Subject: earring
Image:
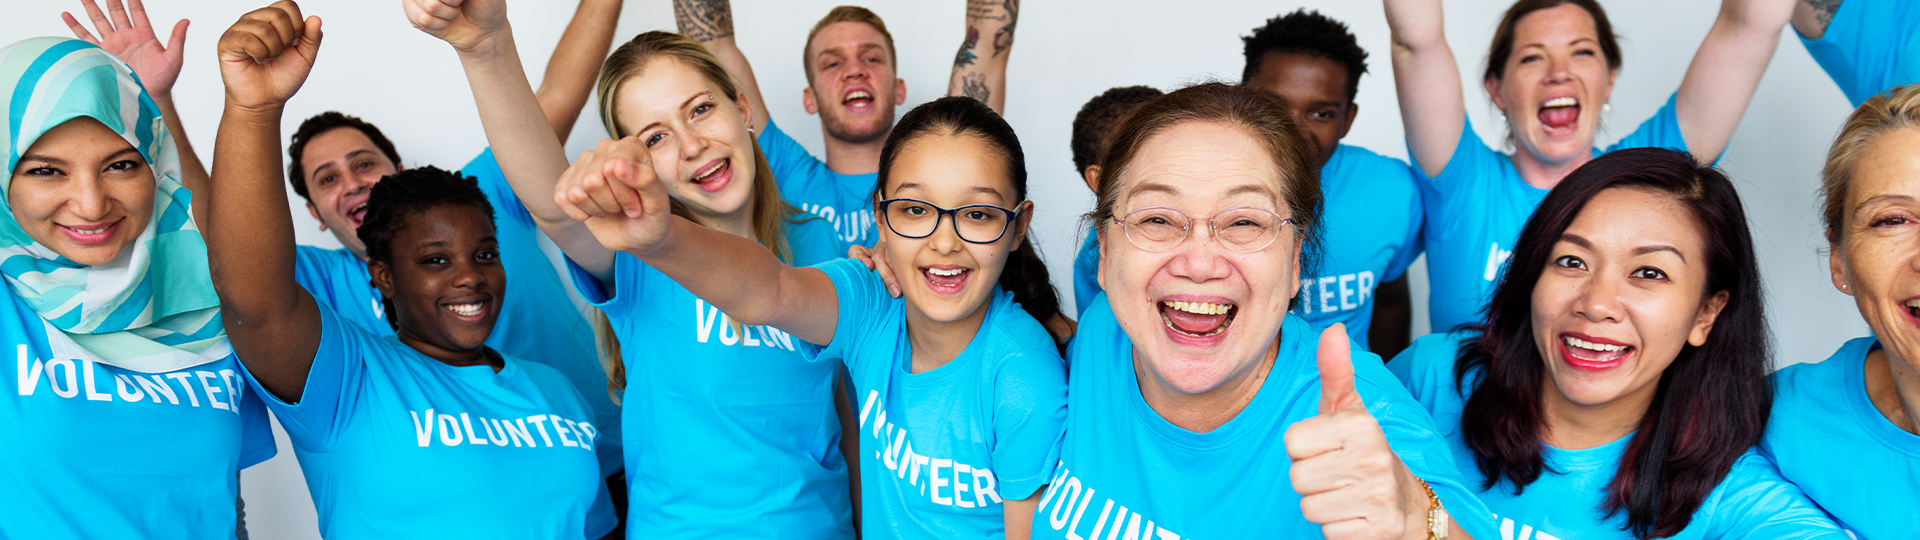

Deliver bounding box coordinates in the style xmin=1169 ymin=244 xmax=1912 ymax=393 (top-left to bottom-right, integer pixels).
xmin=1842 ymin=284 xmax=1850 ymax=290
xmin=1603 ymin=102 xmax=1613 ymax=113
xmin=1495 ymin=110 xmax=1507 ymax=124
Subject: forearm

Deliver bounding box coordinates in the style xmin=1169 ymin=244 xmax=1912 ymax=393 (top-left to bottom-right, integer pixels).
xmin=1002 ymin=490 xmax=1039 ymax=540
xmin=152 ymin=95 xmax=211 ymax=225
xmin=535 ymin=0 xmax=623 ymax=143
xmin=209 ymin=103 xmax=321 ymax=399
xmin=673 ymin=0 xmax=768 ymax=131
xmin=949 ymin=0 xmax=1018 ymax=113
xmin=1384 ymin=0 xmax=1465 ymax=177
xmin=1676 ymin=0 xmax=1790 ymax=163
xmin=631 ymin=217 xmax=838 ymax=344
xmin=454 ymin=33 xmax=586 ymax=227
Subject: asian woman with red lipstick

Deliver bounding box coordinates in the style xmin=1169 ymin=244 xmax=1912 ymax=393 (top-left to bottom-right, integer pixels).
xmin=1383 ymin=0 xmax=1794 ymax=334
xmin=1388 ymin=148 xmax=1845 ymax=539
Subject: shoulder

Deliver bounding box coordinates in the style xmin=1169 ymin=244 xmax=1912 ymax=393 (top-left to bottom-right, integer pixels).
xmin=1773 ymin=337 xmax=1873 ymax=398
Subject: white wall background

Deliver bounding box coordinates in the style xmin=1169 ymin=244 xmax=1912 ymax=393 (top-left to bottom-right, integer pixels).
xmin=5 ymin=0 xmax=1868 ymax=537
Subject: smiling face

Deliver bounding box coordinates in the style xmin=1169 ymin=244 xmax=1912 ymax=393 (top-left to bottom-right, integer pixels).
xmin=804 ymin=21 xmax=906 ymax=145
xmin=1099 ymin=120 xmax=1302 ymax=396
xmin=1246 ymin=51 xmax=1355 ymax=169
xmin=299 ymin=127 xmax=399 ymax=257
xmin=880 ymin=134 xmax=1030 ymax=330
xmin=369 ymin=204 xmax=504 ymax=358
xmin=1530 ymin=186 xmax=1726 ymax=418
xmin=8 ymin=118 xmax=155 ymax=266
xmin=1832 ymin=128 xmax=1920 ymax=376
xmin=1485 ymin=3 xmax=1618 ymax=168
xmin=614 ymin=58 xmax=761 ymax=222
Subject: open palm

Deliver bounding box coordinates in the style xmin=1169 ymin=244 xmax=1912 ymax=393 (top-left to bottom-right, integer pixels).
xmin=63 ymin=0 xmax=189 ymax=96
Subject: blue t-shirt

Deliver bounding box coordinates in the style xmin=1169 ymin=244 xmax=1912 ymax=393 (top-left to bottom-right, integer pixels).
xmin=760 ymin=118 xmax=878 ymax=251
xmin=292 ymin=149 xmax=621 ymax=475
xmin=1033 ymin=294 xmax=1497 ymax=539
xmin=1418 ymin=95 xmax=1690 ymax=332
xmin=803 ymin=258 xmax=1068 ymax=538
xmin=252 ymin=303 xmax=615 ymax=539
xmin=1763 ymin=337 xmax=1920 ymax=539
xmin=566 ymin=216 xmax=855 ymax=539
xmin=1800 ymin=0 xmax=1920 ymax=107
xmin=0 ymin=291 xmax=276 ymax=539
xmin=1066 ymin=144 xmax=1424 ymax=351
xmin=1391 ymin=332 xmax=1848 ymax=539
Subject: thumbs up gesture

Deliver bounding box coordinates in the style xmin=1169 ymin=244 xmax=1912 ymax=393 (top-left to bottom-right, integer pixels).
xmin=216 ymin=1 xmax=321 ymax=111
xmin=553 ymin=137 xmax=676 ymax=255
xmin=403 ymin=0 xmax=507 ymax=53
xmin=1285 ymin=324 xmax=1432 ymax=540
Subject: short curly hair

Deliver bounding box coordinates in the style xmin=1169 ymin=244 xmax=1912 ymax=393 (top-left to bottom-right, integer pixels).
xmin=287 ymin=111 xmax=402 ymax=202
xmin=1070 ymin=86 xmax=1162 ymax=175
xmin=355 ymin=166 xmax=497 ymax=328
xmin=1241 ymin=9 xmax=1369 ymax=102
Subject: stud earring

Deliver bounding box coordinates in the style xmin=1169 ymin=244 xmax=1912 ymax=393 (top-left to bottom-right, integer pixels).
xmin=1603 ymin=102 xmax=1613 ymax=113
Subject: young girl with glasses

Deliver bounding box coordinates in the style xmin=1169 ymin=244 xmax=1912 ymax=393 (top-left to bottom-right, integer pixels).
xmin=553 ymin=95 xmax=1069 ymax=539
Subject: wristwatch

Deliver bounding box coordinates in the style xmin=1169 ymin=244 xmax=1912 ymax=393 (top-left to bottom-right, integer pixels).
xmin=1417 ymin=477 xmax=1450 ymax=540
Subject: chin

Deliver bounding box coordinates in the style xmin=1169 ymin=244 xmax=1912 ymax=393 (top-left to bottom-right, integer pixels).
xmin=1140 ymin=349 xmax=1239 ymax=395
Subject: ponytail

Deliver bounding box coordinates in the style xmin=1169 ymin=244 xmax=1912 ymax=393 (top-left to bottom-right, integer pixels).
xmin=1000 ymin=239 xmax=1067 ymax=344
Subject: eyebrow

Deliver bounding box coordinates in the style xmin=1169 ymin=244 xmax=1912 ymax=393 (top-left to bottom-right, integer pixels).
xmin=1560 ymin=233 xmax=1686 ymax=262
xmin=311 ymin=149 xmax=376 ymax=177
xmin=1855 ymin=193 xmax=1916 ymax=212
xmin=1125 ymin=181 xmax=1277 ymax=201
xmin=635 ymin=91 xmax=716 ymax=135
xmin=1517 ymin=37 xmax=1600 ymax=50
xmin=891 ymin=182 xmax=1009 ymax=200
xmin=414 ymin=236 xmax=498 ymax=250
xmin=19 ymin=148 xmax=142 ymax=167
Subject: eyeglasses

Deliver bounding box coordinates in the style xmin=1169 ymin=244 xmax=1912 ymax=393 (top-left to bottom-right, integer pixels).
xmin=1112 ymin=206 xmax=1292 ymax=253
xmin=878 ymin=198 xmax=1020 ymax=244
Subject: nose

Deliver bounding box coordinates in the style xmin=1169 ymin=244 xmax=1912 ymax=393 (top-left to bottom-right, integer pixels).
xmin=1545 ymin=54 xmax=1574 ymax=85
xmin=68 ymin=171 xmax=112 ymax=221
xmin=451 ymin=258 xmax=491 ymax=291
xmin=925 ymin=213 xmax=964 ymax=254
xmin=679 ymin=126 xmax=710 ymax=163
xmin=1574 ymin=273 xmax=1624 ymax=323
xmin=1163 ymin=224 xmax=1232 ymax=283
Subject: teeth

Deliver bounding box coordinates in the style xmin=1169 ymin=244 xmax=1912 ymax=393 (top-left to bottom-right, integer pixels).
xmin=1543 ymin=97 xmax=1578 ymax=108
xmin=1562 ymin=335 xmax=1627 ymax=353
xmin=1906 ymin=299 xmax=1920 ymax=308
xmin=1163 ymin=300 xmax=1232 ymax=315
xmin=71 ymin=226 xmax=107 ymax=235
xmin=445 ymin=303 xmax=483 ymax=317
xmin=846 ymin=90 xmax=871 ymax=101
xmin=927 ymin=267 xmax=965 ymax=277
xmin=693 ymin=161 xmax=724 ymax=182
xmin=351 ymin=203 xmax=368 ymax=216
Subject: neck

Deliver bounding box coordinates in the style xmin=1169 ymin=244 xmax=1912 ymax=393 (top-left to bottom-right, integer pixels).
xmin=1511 ymin=143 xmax=1594 ymax=190
xmin=396 ymin=330 xmax=500 ymax=372
xmin=1135 ymin=337 xmax=1279 ymax=433
xmin=822 ymin=131 xmax=887 ymax=176
xmin=903 ymin=298 xmax=990 ymax=374
xmin=1866 ymin=349 xmax=1920 ymax=435
xmin=1539 ymin=375 xmax=1651 ymax=449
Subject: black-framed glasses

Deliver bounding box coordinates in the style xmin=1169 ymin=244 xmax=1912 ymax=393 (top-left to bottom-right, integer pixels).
xmin=1112 ymin=206 xmax=1293 ymax=253
xmin=878 ymin=197 xmax=1020 ymax=244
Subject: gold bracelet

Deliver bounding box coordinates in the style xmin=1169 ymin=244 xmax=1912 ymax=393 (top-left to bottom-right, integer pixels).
xmin=1416 ymin=477 xmax=1448 ymax=540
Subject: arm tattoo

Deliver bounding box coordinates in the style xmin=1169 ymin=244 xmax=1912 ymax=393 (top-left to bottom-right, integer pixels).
xmin=993 ymin=0 xmax=1019 ymax=57
xmin=1805 ymin=0 xmax=1842 ymax=28
xmin=955 ymin=26 xmax=980 ymax=67
xmin=961 ymin=72 xmax=990 ymax=103
xmin=673 ymin=0 xmax=734 ymax=42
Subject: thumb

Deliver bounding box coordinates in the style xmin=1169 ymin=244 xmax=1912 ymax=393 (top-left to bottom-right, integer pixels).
xmin=295 ymin=16 xmax=323 ymax=59
xmin=1316 ymin=323 xmax=1360 ymax=415
xmin=166 ymin=20 xmax=189 ymax=59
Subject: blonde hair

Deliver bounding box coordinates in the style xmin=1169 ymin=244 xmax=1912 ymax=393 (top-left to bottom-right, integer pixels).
xmin=802 ymin=6 xmax=897 ymax=85
xmin=592 ymin=31 xmax=807 ymax=394
xmin=1821 ymin=84 xmax=1920 ymax=244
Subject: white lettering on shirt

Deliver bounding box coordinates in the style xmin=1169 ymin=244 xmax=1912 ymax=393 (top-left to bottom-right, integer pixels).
xmin=1296 ymin=271 xmax=1377 ymax=315
xmin=693 ymin=299 xmax=798 ymax=351
xmin=859 ymin=390 xmax=1004 ymax=509
xmin=405 ymin=408 xmax=597 ymax=450
xmin=1485 ymin=242 xmax=1514 ymax=282
xmin=1041 ymin=465 xmax=1185 ymax=540
xmin=15 ymin=349 xmax=242 ymax=414
xmin=1492 ymin=513 xmax=1562 ymax=540
xmin=801 ymin=203 xmax=874 ymax=245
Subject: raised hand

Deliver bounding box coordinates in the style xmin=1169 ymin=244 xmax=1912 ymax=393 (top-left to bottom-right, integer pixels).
xmin=63 ymin=0 xmax=188 ymax=98
xmin=403 ymin=0 xmax=508 ymax=53
xmin=216 ymin=1 xmax=321 ymax=112
xmin=553 ymin=137 xmax=675 ymax=255
xmin=1285 ymin=324 xmax=1428 ymax=540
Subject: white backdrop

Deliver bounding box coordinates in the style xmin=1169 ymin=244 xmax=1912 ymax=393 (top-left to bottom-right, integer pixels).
xmin=5 ymin=0 xmax=1868 ymax=537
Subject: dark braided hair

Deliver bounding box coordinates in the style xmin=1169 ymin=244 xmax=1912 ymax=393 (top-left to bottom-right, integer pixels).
xmin=287 ymin=111 xmax=403 ymax=201
xmin=1071 ymin=86 xmax=1163 ymax=176
xmin=879 ymin=96 xmax=1066 ymax=342
xmin=356 ymin=166 xmax=497 ymax=328
xmin=1241 ymin=9 xmax=1370 ymax=102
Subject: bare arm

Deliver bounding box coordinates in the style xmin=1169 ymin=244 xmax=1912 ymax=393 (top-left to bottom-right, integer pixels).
xmin=406 ymin=0 xmax=617 ymax=281
xmin=63 ymin=0 xmax=210 ymax=225
xmin=1384 ymin=0 xmax=1466 ymax=178
xmin=1674 ymin=0 xmax=1794 ymax=165
xmin=948 ymin=0 xmax=1019 ymax=113
xmin=674 ymin=0 xmax=770 ymax=133
xmin=534 ymin=0 xmax=623 ymax=143
xmin=1792 ymin=0 xmax=1843 ymax=40
xmin=1367 ymin=276 xmax=1413 ymax=360
xmin=208 ymin=1 xmax=324 ymax=403
xmin=1003 ymin=488 xmax=1041 ymax=540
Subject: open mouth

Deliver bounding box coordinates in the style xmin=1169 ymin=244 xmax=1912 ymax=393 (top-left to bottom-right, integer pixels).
xmin=1159 ymin=300 xmax=1237 ymax=338
xmin=57 ymin=218 xmax=123 ymax=245
xmin=690 ymin=158 xmax=732 ymax=193
xmin=347 ymin=202 xmax=369 ymax=228
xmin=1560 ymin=334 xmax=1631 ymax=370
xmin=921 ymin=265 xmax=972 ymax=295
xmin=1537 ymin=96 xmax=1580 ymax=134
xmin=842 ymin=89 xmax=875 ymax=111
xmin=441 ymin=298 xmax=492 ymax=323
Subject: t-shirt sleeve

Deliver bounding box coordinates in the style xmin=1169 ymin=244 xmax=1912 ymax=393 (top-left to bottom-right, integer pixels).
xmin=242 ymin=301 xmax=370 ymax=453
xmin=1800 ymin=0 xmax=1913 ymax=107
xmin=797 ymin=258 xmax=877 ymax=368
xmin=234 ymin=383 xmax=278 ymax=469
xmin=1606 ymin=93 xmax=1695 ymax=159
xmin=1422 ymin=116 xmax=1508 ymax=198
xmin=461 ymin=148 xmax=539 ymax=231
xmin=1701 ymin=453 xmax=1851 ymax=538
xmin=759 ymin=119 xmax=831 ymax=203
xmin=565 ymin=251 xmax=645 ymax=318
xmin=1355 ymin=356 xmax=1501 ymax=540
xmin=987 ymin=344 xmax=1069 ymax=501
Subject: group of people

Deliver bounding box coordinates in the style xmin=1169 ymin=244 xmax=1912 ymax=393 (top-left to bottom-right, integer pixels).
xmin=3 ymin=0 xmax=1916 ymax=538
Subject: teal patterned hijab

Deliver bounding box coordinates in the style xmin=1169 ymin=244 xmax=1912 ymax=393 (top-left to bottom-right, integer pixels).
xmin=0 ymin=37 xmax=227 ymax=372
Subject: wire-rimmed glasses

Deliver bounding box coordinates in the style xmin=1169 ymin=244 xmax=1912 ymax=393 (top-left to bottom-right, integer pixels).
xmin=1112 ymin=206 xmax=1292 ymax=253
